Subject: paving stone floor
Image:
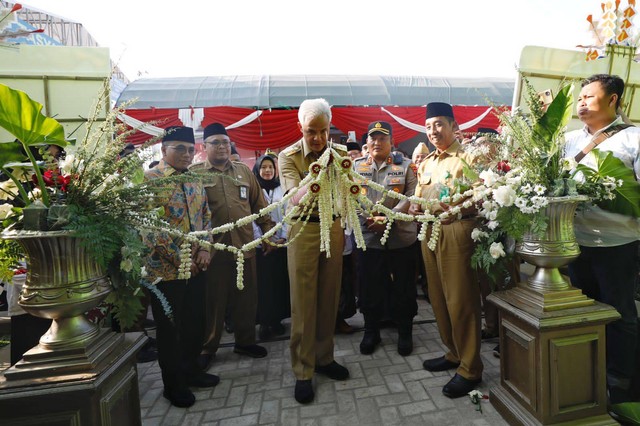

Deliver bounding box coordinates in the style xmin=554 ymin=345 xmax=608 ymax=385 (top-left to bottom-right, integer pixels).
xmin=137 ymin=294 xmax=509 ymax=426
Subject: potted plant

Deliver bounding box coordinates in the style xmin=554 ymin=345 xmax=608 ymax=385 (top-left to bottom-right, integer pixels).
xmin=0 ymin=82 xmax=170 ymax=363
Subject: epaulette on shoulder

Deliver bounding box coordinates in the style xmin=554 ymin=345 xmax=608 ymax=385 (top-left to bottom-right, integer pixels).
xmin=283 ymin=143 xmax=302 ymax=156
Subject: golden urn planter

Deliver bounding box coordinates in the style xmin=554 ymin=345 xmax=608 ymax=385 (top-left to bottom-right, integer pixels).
xmin=2 ymin=229 xmax=122 ymax=380
xmin=513 ymin=195 xmax=594 ymax=311
xmin=488 ymin=196 xmax=621 ymax=425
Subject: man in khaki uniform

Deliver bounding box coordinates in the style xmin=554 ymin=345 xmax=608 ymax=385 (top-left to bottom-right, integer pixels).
xmin=409 ymin=102 xmax=483 ymax=398
xmin=354 ymin=121 xmax=418 ymax=356
xmin=278 ymin=98 xmax=349 ymax=404
xmin=190 ymin=123 xmax=274 ymax=368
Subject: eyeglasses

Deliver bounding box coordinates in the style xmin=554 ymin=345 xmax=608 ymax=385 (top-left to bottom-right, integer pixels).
xmin=206 ymin=140 xmax=231 ymax=147
xmin=167 ymin=145 xmax=195 ymax=154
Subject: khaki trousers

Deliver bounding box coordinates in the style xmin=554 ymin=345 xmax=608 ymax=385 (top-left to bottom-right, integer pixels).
xmin=288 ymin=220 xmax=344 ymax=380
xmin=202 ymin=256 xmax=257 ymax=354
xmin=421 ymin=219 xmax=483 ymax=380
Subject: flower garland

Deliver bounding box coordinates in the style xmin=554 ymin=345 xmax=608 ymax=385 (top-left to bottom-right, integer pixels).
xmin=144 ymin=145 xmax=466 ymax=290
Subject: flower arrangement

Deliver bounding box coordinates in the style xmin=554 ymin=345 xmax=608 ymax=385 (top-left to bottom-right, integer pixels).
xmin=467 ymin=76 xmax=639 ymax=278
xmin=0 ymin=82 xmax=172 ymax=328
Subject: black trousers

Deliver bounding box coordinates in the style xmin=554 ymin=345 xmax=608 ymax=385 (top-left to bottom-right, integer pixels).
xmin=149 ymin=272 xmax=206 ymax=392
xmin=357 ymin=245 xmax=418 ymax=325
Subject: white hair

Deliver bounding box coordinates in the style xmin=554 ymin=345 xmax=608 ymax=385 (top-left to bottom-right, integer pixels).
xmin=298 ymin=98 xmax=331 ymax=124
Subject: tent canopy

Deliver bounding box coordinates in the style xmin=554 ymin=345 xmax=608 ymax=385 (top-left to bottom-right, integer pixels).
xmin=116 ymin=75 xmax=515 ymax=109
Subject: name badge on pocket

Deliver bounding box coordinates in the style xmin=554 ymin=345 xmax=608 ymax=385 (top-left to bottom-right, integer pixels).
xmin=240 ymin=186 xmax=248 ymax=200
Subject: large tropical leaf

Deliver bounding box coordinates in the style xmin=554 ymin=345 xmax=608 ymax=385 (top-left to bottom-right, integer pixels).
xmin=534 ymin=83 xmax=574 ymax=143
xmin=0 ymin=142 xmax=27 ymax=167
xmin=0 ymin=84 xmax=68 ymax=147
xmin=576 ymin=149 xmax=640 ymax=217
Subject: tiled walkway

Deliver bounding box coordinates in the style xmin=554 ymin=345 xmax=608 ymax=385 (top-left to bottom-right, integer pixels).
xmin=137 ymin=295 xmax=508 ymax=426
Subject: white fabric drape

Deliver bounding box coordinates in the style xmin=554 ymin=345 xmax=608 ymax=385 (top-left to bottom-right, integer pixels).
xmin=381 ymin=106 xmax=493 ymax=132
xmin=178 ymin=107 xmax=204 ymax=130
xmin=116 ymin=112 xmax=164 ymax=136
xmin=225 ymin=110 xmax=263 ymax=130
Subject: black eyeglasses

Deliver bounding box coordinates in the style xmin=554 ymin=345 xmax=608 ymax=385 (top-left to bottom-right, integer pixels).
xmin=167 ymin=145 xmax=195 ymax=154
xmin=206 ymin=140 xmax=231 ymax=147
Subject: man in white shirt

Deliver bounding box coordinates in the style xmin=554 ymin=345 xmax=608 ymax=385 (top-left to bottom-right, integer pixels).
xmin=564 ymin=74 xmax=640 ymax=409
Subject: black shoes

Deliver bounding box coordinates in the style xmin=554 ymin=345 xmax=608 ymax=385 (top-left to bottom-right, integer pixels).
xmin=187 ymin=372 xmax=220 ymax=388
xmin=397 ymin=333 xmax=413 ymax=356
xmin=442 ymin=373 xmax=482 ymax=398
xmin=234 ymin=344 xmax=268 ymax=358
xmin=197 ymin=353 xmax=214 ymax=371
xmin=294 ymin=379 xmax=314 ymax=404
xmin=493 ymin=345 xmax=500 ymax=358
xmin=315 ymin=361 xmax=350 ymax=381
xmin=359 ymin=330 xmax=381 ymax=355
xmin=481 ymin=329 xmax=498 ymax=340
xmin=163 ymin=388 xmax=195 ymax=408
xmin=335 ymin=318 xmax=354 ymax=334
xmin=423 ymin=356 xmax=460 ymax=372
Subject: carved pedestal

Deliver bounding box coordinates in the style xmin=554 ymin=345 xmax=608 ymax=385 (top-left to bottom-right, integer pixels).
xmin=488 ymin=289 xmax=620 ymax=425
xmin=0 ymin=332 xmax=146 ymax=426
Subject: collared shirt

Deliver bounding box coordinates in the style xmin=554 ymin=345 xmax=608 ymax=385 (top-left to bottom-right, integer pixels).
xmin=564 ymin=116 xmax=640 ymax=247
xmin=353 ymin=154 xmax=417 ymax=249
xmin=277 ymin=139 xmax=347 ymax=213
xmin=415 ymin=140 xmax=476 ymax=205
xmin=144 ymin=159 xmax=212 ymax=281
xmin=190 ymin=159 xmax=273 ymax=259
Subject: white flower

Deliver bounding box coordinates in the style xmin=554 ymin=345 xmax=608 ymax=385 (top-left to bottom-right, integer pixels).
xmin=489 ymin=242 xmax=506 ymax=259
xmin=561 ymin=157 xmax=578 ymax=172
xmin=520 ymin=183 xmax=533 ymax=194
xmin=533 ymin=184 xmax=546 ymax=195
xmin=471 ymin=228 xmax=488 ymax=242
xmin=487 ymin=220 xmax=500 ymax=230
xmin=493 ymin=185 xmax=517 ymax=207
xmin=479 ymin=169 xmax=499 ymax=187
xmin=140 ymin=266 xmax=148 ymax=277
xmin=487 ymin=210 xmax=498 ymax=221
xmin=0 ymin=203 xmax=13 ymax=220
xmin=120 ymin=258 xmax=133 ymax=272
xmin=514 ymin=197 xmax=527 ymax=209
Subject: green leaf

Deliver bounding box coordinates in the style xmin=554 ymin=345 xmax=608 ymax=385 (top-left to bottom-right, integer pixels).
xmin=0 ymin=142 xmax=27 ymax=168
xmin=588 ymin=149 xmax=640 ymax=217
xmin=534 ymin=84 xmax=574 ymax=142
xmin=0 ymin=84 xmax=68 ymax=148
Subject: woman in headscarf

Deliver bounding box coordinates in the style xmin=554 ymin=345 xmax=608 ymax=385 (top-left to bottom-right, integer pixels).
xmin=252 ymin=154 xmax=291 ymax=340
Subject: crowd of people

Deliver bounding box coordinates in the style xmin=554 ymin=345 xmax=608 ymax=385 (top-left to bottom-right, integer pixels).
xmin=143 ymin=74 xmax=639 ymax=410
xmin=4 ymin=74 xmax=636 ymax=414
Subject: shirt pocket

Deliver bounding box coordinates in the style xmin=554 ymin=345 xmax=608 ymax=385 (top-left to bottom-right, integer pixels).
xmin=418 ymin=173 xmax=432 ymax=186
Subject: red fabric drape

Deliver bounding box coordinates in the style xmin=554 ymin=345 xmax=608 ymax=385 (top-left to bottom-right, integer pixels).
xmin=331 ymin=106 xmax=423 ymax=143
xmin=120 ymin=105 xmax=505 ymax=149
xmin=202 ymin=107 xmax=300 ymax=150
xmin=121 ymin=108 xmax=182 ymax=145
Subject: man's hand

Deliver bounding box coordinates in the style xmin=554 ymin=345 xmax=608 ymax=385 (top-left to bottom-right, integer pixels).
xmin=194 ymin=249 xmax=211 ymax=271
xmin=438 ymin=202 xmax=456 ymax=225
xmin=408 ymin=203 xmax=423 ymax=216
xmin=366 ymin=216 xmax=387 ymax=233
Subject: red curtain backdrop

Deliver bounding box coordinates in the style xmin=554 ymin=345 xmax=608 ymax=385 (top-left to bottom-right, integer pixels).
xmin=120 ymin=105 xmax=505 ymax=149
xmin=121 ymin=108 xmax=182 ymax=145
xmin=202 ymin=107 xmax=301 ymax=150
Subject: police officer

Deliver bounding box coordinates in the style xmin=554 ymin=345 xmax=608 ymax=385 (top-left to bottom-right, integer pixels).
xmin=190 ymin=123 xmax=273 ymax=368
xmin=409 ymin=102 xmax=483 ymax=399
xmin=354 ymin=121 xmax=418 ymax=356
xmin=278 ymin=98 xmax=349 ymax=404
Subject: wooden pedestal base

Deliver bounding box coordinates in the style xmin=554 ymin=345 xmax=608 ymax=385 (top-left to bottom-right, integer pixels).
xmin=0 ymin=332 xmax=146 ymax=426
xmin=488 ymin=289 xmax=620 ymax=425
